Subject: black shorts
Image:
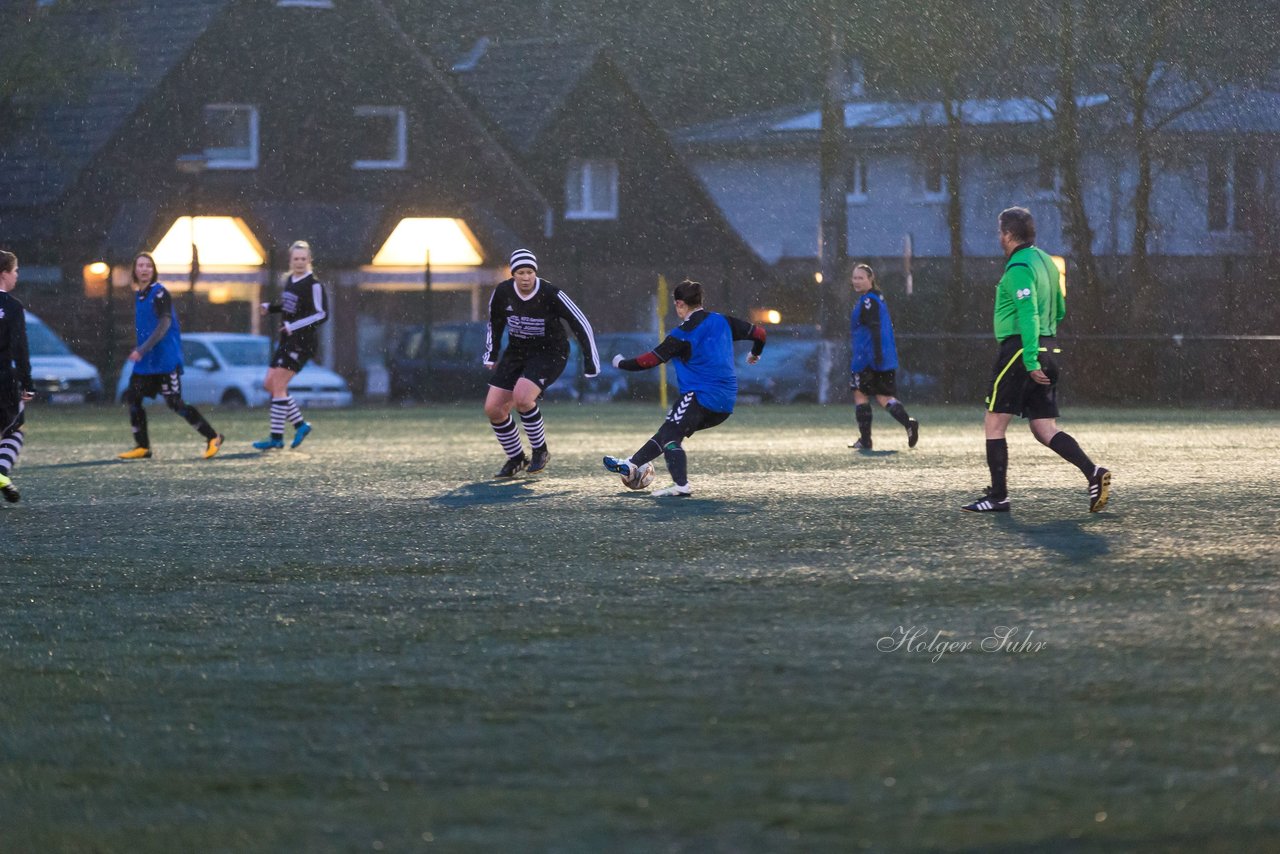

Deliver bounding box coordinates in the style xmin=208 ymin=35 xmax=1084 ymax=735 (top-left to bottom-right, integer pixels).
xmin=851 ymin=369 xmax=897 ymax=397
xmin=0 ymin=383 xmax=24 ymax=437
xmin=128 ymin=370 xmax=184 ymax=400
xmin=663 ymin=391 xmax=731 ymax=439
xmin=271 ymin=340 xmax=315 ymax=373
xmin=489 ymin=348 xmax=568 ymax=392
xmin=985 ymin=337 xmax=1061 ymax=419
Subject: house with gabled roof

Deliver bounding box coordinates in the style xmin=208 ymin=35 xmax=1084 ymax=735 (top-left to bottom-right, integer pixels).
xmin=1 ymin=0 xmax=554 ymax=385
xmin=675 ymin=72 xmax=1280 ymax=331
xmin=449 ymin=37 xmax=776 ymax=330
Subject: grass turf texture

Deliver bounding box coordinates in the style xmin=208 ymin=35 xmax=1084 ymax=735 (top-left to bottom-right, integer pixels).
xmin=2 ymin=403 xmax=1278 ymax=852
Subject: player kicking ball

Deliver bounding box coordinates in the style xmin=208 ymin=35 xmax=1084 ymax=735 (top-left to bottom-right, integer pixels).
xmin=603 ymin=279 xmax=766 ymax=497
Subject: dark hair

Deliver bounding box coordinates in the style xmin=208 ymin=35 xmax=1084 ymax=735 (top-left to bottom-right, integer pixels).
xmin=132 ymin=252 xmax=159 ymax=286
xmin=999 ymin=207 xmax=1036 ymax=244
xmin=673 ymin=279 xmax=703 ymax=307
xmin=851 ymin=262 xmax=880 ymax=292
xmin=0 ymin=250 xmax=15 ymax=274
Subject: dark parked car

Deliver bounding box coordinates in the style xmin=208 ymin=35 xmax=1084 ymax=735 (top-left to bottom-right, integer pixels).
xmin=736 ymin=339 xmax=841 ymax=404
xmin=387 ymin=321 xmax=629 ymax=402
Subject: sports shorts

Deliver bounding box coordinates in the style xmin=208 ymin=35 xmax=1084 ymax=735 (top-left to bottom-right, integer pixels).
xmin=0 ymin=378 xmax=24 ymax=436
xmin=661 ymin=391 xmax=731 ymax=439
xmin=489 ymin=348 xmax=568 ymax=392
xmin=985 ymin=336 xmax=1061 ymax=420
xmin=128 ymin=370 xmax=184 ymax=400
xmin=271 ymin=339 xmax=316 ymax=373
xmin=851 ymin=368 xmax=897 ymax=397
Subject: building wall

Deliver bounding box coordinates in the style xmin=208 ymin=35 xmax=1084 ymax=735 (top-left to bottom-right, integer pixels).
xmin=685 ymin=140 xmax=1278 ymax=262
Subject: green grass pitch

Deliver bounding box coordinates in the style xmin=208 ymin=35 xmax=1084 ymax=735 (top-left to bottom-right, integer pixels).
xmin=2 ymin=402 xmax=1278 ymax=851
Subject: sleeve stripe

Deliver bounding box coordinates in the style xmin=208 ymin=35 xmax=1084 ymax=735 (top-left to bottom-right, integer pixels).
xmin=556 ymin=291 xmax=599 ymax=371
xmin=484 ymin=287 xmax=497 ymax=361
xmin=288 ymin=282 xmax=328 ymax=331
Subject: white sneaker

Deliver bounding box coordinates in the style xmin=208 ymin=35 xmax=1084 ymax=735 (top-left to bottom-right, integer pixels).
xmin=651 ymin=482 xmax=692 ymax=498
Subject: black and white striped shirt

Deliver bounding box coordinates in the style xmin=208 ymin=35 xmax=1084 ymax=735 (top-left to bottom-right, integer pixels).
xmin=484 ymin=278 xmax=600 ymax=376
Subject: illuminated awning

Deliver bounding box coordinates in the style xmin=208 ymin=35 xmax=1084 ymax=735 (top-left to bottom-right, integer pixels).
xmin=151 ymin=216 xmax=265 ymax=268
xmin=372 ymin=218 xmax=484 ymax=267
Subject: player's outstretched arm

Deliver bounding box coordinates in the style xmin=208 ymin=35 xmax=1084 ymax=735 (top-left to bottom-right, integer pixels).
xmin=613 ymin=335 xmax=690 ymax=371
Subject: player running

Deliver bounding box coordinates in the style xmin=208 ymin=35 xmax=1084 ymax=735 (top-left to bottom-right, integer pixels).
xmin=117 ymin=252 xmax=223 ymax=460
xmin=847 ymin=262 xmax=919 ymax=451
xmin=603 ymin=279 xmax=766 ymax=497
xmin=0 ymin=250 xmax=34 ymax=503
xmin=484 ymin=248 xmax=600 ymax=478
xmin=253 ymin=241 xmax=328 ymax=451
xmin=962 ymin=207 xmax=1111 ymax=513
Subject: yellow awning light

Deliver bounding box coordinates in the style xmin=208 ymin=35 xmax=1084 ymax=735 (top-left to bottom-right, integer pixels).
xmin=1052 ymin=255 xmax=1067 ymax=297
xmin=372 ymin=218 xmax=484 ymax=267
xmin=152 ymin=217 xmax=265 ymax=268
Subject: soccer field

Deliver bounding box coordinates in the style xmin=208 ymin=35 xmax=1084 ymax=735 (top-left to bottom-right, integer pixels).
xmin=2 ymin=403 xmax=1278 ymax=852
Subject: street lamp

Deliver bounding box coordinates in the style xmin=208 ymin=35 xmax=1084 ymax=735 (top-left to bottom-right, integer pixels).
xmin=175 ymin=153 xmax=207 ymax=316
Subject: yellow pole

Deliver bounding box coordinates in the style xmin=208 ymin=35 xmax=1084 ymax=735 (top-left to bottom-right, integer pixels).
xmin=657 ymin=275 xmax=669 ymax=411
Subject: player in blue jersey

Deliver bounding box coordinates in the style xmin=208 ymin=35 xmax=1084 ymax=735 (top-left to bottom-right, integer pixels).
xmin=117 ymin=252 xmax=223 ymax=460
xmin=847 ymin=263 xmax=919 ymax=451
xmin=603 ymin=279 xmax=766 ymax=497
xmin=0 ymin=250 xmax=34 ymax=503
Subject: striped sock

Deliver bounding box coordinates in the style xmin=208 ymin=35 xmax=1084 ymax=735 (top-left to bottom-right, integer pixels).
xmin=269 ymin=398 xmax=288 ymax=438
xmin=519 ymin=405 xmax=547 ymax=449
xmin=283 ymin=396 xmax=305 ymax=427
xmin=0 ymin=430 xmax=23 ymax=475
xmin=490 ymin=415 xmax=524 ymax=459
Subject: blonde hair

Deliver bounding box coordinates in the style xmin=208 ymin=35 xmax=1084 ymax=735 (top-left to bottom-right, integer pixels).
xmin=852 ymin=262 xmax=879 ymax=291
xmin=288 ymin=240 xmax=312 ymax=257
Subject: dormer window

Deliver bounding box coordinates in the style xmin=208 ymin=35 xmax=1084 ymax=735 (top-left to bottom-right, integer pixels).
xmin=203 ymin=104 xmax=259 ymax=170
xmin=352 ymin=106 xmax=407 ymax=170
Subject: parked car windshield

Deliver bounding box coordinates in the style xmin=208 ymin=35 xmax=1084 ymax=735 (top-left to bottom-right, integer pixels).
xmin=214 ymin=339 xmax=271 ymax=367
xmin=26 ymin=321 xmax=73 ymax=357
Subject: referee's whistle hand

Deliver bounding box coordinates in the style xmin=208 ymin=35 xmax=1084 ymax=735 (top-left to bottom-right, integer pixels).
xmin=1029 ymin=369 xmax=1051 ymax=385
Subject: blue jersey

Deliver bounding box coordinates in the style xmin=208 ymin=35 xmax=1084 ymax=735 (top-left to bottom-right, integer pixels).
xmin=849 ymin=289 xmax=898 ymax=372
xmin=616 ymin=309 xmax=766 ymax=414
xmin=134 ymin=283 xmax=183 ymax=375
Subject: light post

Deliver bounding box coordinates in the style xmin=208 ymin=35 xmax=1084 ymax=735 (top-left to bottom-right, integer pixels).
xmin=175 ymin=153 xmax=207 ymax=320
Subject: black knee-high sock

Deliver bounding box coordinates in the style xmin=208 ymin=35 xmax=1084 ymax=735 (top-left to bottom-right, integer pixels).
xmin=630 ymin=438 xmax=663 ymax=467
xmin=662 ymin=441 xmax=688 ymax=486
xmin=987 ymin=438 xmax=1009 ymax=498
xmin=1048 ymin=431 xmax=1096 ymax=478
xmin=129 ymin=400 xmax=150 ymax=448
xmin=855 ymin=403 xmax=873 ymax=442
xmin=167 ymin=396 xmax=217 ymax=440
xmin=884 ymin=399 xmax=912 ymax=428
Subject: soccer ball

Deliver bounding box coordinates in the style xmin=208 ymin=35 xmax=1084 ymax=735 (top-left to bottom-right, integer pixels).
xmin=621 ymin=462 xmax=656 ymax=491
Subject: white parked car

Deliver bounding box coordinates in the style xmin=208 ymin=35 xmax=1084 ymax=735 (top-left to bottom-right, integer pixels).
xmin=27 ymin=313 xmax=105 ymax=403
xmin=115 ymin=332 xmax=353 ymax=408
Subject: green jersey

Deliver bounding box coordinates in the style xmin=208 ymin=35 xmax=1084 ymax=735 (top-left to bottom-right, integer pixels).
xmin=992 ymin=244 xmax=1065 ymax=371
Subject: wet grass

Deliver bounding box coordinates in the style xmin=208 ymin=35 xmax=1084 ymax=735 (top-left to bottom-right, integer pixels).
xmin=2 ymin=402 xmax=1279 ymax=852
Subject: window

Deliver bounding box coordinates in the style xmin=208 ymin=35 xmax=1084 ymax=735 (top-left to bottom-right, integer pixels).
xmin=846 ymin=157 xmax=869 ymax=203
xmin=565 ymin=159 xmax=619 ymax=220
xmin=923 ymin=153 xmax=947 ymax=200
xmin=352 ymin=106 xmax=407 ymax=170
xmin=204 ymin=104 xmax=259 ymax=169
xmin=1208 ymin=150 xmax=1261 ymax=234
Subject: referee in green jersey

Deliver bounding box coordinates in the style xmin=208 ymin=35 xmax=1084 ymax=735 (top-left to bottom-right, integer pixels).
xmin=962 ymin=207 xmax=1111 ymax=513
